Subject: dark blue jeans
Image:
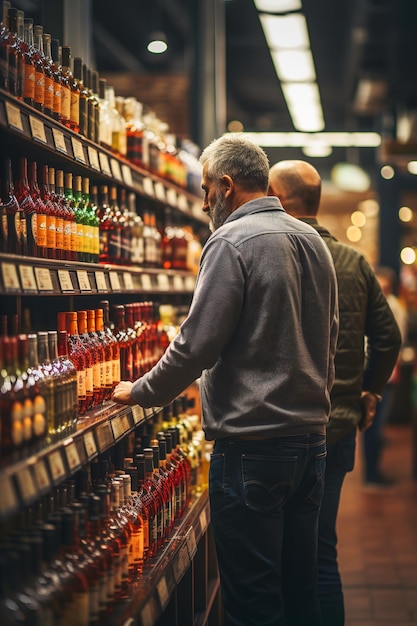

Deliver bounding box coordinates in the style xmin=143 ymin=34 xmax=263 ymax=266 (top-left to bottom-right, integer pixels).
xmin=209 ymin=433 xmax=327 ymax=626
xmin=363 ymin=384 xmax=393 ymax=482
xmin=318 ymin=429 xmax=356 ymax=626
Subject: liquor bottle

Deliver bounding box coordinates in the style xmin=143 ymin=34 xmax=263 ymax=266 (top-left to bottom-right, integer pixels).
xmin=99 ymin=300 xmax=121 ymax=390
xmin=89 ymin=184 xmax=100 ymax=263
xmin=88 ymin=68 xmax=100 ymax=143
xmin=73 ymin=57 xmax=88 ymax=137
xmin=56 ymin=41 xmax=71 ymax=129
xmin=98 ymin=77 xmax=112 ymax=150
xmin=26 ymin=332 xmax=47 ymax=452
xmin=61 ymin=45 xmax=79 ymax=133
xmin=106 ymin=85 xmax=127 ymax=157
xmin=42 ymin=33 xmax=54 ymax=118
xmin=32 ymin=24 xmax=46 ymax=113
xmin=6 ymin=7 xmax=19 ymax=97
xmin=37 ymin=331 xmax=58 ymax=443
xmin=48 ymin=330 xmax=75 ymax=439
xmin=61 ymin=311 xmax=87 ymax=417
xmin=81 ymin=177 xmax=93 ymax=263
xmin=13 ymin=157 xmax=33 ymax=257
xmin=55 ymin=169 xmax=73 ymax=261
xmin=47 ymin=166 xmax=64 ymax=261
xmin=63 ymin=172 xmax=77 ymax=261
xmin=0 ymin=158 xmax=21 ymax=255
xmin=28 ymin=160 xmax=47 ymax=259
xmin=39 ymin=163 xmax=56 ymax=260
xmin=50 ymin=38 xmax=62 ymax=123
xmin=151 ymin=443 xmax=173 ymax=542
xmin=108 ymin=185 xmax=121 ymax=264
xmin=94 ymin=308 xmax=113 ymax=401
xmin=0 ymin=1 xmax=9 ymax=92
xmin=129 ymin=194 xmax=145 ymax=267
xmin=76 ymin=311 xmax=94 ymax=410
xmin=21 ymin=18 xmax=35 ymax=107
xmin=162 ymin=206 xmax=174 ymax=269
xmin=57 ymin=329 xmax=78 ymax=434
xmin=140 ymin=449 xmax=164 ymax=555
xmin=171 ymin=212 xmax=188 ymax=270
xmin=112 ymin=305 xmax=133 ymax=382
xmin=86 ymin=309 xmax=105 ymax=406
xmin=98 ymin=184 xmax=112 ymax=264
xmin=125 ymin=303 xmax=141 ymax=380
xmin=73 ymin=175 xmax=85 ymax=261
xmin=118 ymin=187 xmax=131 ymax=266
xmin=0 ymin=336 xmax=22 ymax=463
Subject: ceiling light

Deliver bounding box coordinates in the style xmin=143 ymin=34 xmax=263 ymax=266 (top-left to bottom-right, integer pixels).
xmin=331 ymin=163 xmax=371 ymax=192
xmin=254 ymin=0 xmax=302 ymax=12
xmin=230 ymin=131 xmax=381 ymax=148
xmin=260 ymin=13 xmax=309 ymax=49
xmin=271 ymin=49 xmax=316 ymax=81
xmin=346 ymin=226 xmax=362 ymax=242
xmin=281 ymin=82 xmax=324 ymax=131
xmin=147 ymin=31 xmax=168 ymax=54
xmin=400 ymin=247 xmax=416 ymax=265
xmin=302 ymin=143 xmax=333 ymax=158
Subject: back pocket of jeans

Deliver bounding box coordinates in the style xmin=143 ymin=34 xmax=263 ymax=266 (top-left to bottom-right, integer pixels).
xmin=241 ymin=453 xmax=297 ymax=513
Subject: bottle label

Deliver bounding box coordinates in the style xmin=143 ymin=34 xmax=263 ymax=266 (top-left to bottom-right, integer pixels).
xmin=33 ymin=409 xmax=46 ymax=438
xmin=53 ymin=82 xmax=62 ymax=116
xmin=105 ymin=360 xmax=112 ymax=386
xmin=11 ymin=401 xmax=24 ymax=446
xmin=31 ymin=212 xmax=38 ymax=244
xmin=113 ymin=358 xmax=121 ymax=385
xmin=46 ymin=214 xmax=56 ymax=249
xmin=86 ymin=366 xmax=93 ymax=393
xmin=82 ymin=223 xmax=89 ymax=253
xmin=14 ymin=211 xmax=21 ymax=241
xmin=70 ymin=91 xmax=80 ymax=126
xmin=76 ymin=223 xmax=83 ymax=253
xmin=2 ymin=213 xmax=8 ymax=242
xmin=93 ymin=361 xmax=101 ymax=389
xmin=34 ymin=70 xmax=45 ymax=106
xmin=44 ymin=76 xmax=54 ymax=111
xmin=23 ymin=65 xmax=35 ymax=100
xmin=55 ymin=217 xmax=64 ymax=251
xmin=70 ymin=220 xmax=77 ymax=252
xmin=37 ymin=213 xmax=47 ymax=248
xmin=77 ymin=368 xmax=86 ymax=397
xmin=19 ymin=212 xmax=27 ymax=247
xmin=63 ymin=220 xmax=71 ymax=251
xmin=61 ymin=85 xmax=71 ymax=120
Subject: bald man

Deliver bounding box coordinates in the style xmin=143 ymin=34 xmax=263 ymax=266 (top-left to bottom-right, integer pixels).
xmin=269 ymin=160 xmax=401 ymax=626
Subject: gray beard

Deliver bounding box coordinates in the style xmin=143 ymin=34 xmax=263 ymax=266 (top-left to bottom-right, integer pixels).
xmin=209 ymin=192 xmax=230 ymax=232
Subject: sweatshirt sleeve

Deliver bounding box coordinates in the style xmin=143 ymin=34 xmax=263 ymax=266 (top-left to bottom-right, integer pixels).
xmin=131 ymin=237 xmax=245 ymax=407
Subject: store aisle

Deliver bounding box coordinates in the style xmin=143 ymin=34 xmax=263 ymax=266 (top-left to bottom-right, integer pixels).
xmin=338 ymin=424 xmax=417 ymax=625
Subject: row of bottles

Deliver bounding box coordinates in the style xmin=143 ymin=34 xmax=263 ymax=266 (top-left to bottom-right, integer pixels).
xmin=0 ymin=299 xmax=174 ymax=463
xmin=0 ymin=155 xmax=203 ymax=269
xmin=0 ymin=2 xmax=203 ymax=193
xmin=0 ymin=399 xmax=208 ymax=625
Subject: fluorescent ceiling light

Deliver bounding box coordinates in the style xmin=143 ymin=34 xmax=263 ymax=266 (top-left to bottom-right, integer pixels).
xmin=260 ymin=13 xmax=309 ymax=49
xmin=271 ymin=49 xmax=316 ymax=81
xmin=254 ymin=0 xmax=302 ymax=12
xmin=225 ymin=131 xmax=382 ymax=148
xmin=282 ymin=82 xmax=324 ymax=131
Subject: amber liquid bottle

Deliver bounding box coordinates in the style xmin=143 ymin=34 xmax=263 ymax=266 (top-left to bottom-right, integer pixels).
xmin=50 ymin=38 xmax=63 ymax=123
xmin=76 ymin=311 xmax=94 ymax=411
xmin=39 ymin=163 xmax=57 ymax=260
xmin=28 ymin=160 xmax=48 ymax=259
xmin=32 ymin=24 xmax=46 ymax=113
xmin=62 ymin=45 xmax=79 ymax=133
xmin=73 ymin=56 xmax=88 ymax=137
xmin=112 ymin=305 xmax=133 ymax=382
xmin=94 ymin=308 xmax=113 ymax=401
xmin=42 ymin=32 xmax=54 ymax=118
xmin=99 ymin=300 xmax=120 ymax=390
xmin=21 ymin=17 xmax=35 ymax=107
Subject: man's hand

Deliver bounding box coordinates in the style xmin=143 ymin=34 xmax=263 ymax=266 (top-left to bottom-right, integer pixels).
xmin=111 ymin=381 xmax=136 ymax=406
xmin=358 ymin=391 xmax=378 ymax=431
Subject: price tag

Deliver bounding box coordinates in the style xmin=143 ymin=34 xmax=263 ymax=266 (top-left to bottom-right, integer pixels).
xmin=121 ymin=164 xmax=133 ymax=186
xmin=99 ymin=152 xmax=111 ymax=176
xmin=177 ymin=194 xmax=189 ymax=212
xmin=5 ymin=101 xmax=23 ymax=131
xmin=123 ymin=272 xmax=134 ymax=290
xmin=154 ymin=181 xmax=166 ymax=202
xmin=88 ymin=146 xmax=100 ymax=170
xmin=57 ymin=269 xmax=73 ymax=292
xmin=77 ymin=270 xmax=91 ymax=291
xmin=2 ymin=262 xmax=20 ymax=290
xmin=140 ymin=601 xmax=156 ymax=626
xmin=64 ymin=440 xmax=81 ymax=472
xmin=34 ymin=267 xmax=53 ymax=291
xmin=199 ymin=509 xmax=208 ymax=534
xmin=95 ymin=271 xmax=108 ymax=291
xmin=0 ymin=475 xmax=18 ymax=518
xmin=157 ymin=576 xmax=170 ymax=610
xmin=15 ymin=466 xmax=37 ymax=503
xmin=109 ymin=271 xmax=121 ymax=291
xmin=173 ymin=274 xmax=184 ymax=291
xmin=75 ymin=437 xmax=87 ymax=466
xmin=143 ymin=177 xmax=154 ymax=197
xmin=132 ymin=405 xmax=144 ymax=425
xmin=143 ymin=407 xmax=154 ymax=419
xmin=29 ymin=115 xmax=47 ymax=143
xmin=71 ymin=137 xmax=86 ymax=163
xmin=111 ymin=416 xmax=124 ymax=440
xmin=172 ymin=544 xmax=190 ymax=583
xmin=166 ymin=188 xmax=177 ymax=207
xmin=53 ymin=128 xmax=68 ymax=153
xmin=184 ymin=275 xmax=196 ymax=292
xmin=185 ymin=526 xmax=197 ymax=559
xmin=48 ymin=449 xmax=66 ymax=484
xmin=140 ymin=274 xmax=153 ymax=290
xmin=156 ymin=273 xmax=169 ymax=291
xmin=19 ymin=264 xmax=37 ymax=291
xmin=96 ymin=421 xmax=114 ymax=452
xmin=192 ymin=201 xmax=203 ymax=218
xmin=84 ymin=430 xmax=98 ymax=459
xmin=110 ymin=158 xmax=123 ymax=181
xmin=33 ymin=458 xmax=50 ymax=493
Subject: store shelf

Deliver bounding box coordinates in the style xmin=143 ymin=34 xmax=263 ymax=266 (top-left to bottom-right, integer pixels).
xmin=0 ymin=253 xmax=196 ymax=297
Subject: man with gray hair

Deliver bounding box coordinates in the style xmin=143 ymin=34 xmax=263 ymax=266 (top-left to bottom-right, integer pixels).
xmin=113 ymin=136 xmax=339 ymax=625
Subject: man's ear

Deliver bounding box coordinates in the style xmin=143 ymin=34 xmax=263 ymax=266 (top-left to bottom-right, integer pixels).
xmin=221 ymin=174 xmax=234 ymax=198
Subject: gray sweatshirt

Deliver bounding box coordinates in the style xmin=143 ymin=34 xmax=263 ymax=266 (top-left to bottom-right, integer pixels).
xmin=132 ymin=196 xmax=339 ymax=440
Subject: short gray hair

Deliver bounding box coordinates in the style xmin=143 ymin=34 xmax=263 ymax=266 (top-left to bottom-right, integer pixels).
xmin=200 ymin=134 xmax=270 ymax=192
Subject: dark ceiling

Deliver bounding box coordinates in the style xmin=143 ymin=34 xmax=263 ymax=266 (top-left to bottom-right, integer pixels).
xmin=10 ymin=0 xmax=417 ymax=181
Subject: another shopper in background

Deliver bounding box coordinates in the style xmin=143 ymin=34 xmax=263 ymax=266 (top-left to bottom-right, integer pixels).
xmin=363 ymin=265 xmax=408 ymax=485
xmin=268 ymin=159 xmax=401 ymax=626
xmin=112 ymin=135 xmax=339 ymax=626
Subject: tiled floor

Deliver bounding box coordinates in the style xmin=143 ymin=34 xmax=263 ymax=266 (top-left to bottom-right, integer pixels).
xmin=338 ymin=423 xmax=417 ymax=625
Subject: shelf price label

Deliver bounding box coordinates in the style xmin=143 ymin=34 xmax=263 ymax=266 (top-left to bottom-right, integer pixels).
xmin=5 ymin=102 xmax=23 ymax=132
xmin=0 ymin=475 xmax=18 ymax=519
xmin=166 ymin=188 xmax=177 ymax=207
xmin=154 ymin=181 xmax=166 ymax=202
xmin=34 ymin=267 xmax=53 ymax=291
xmin=132 ymin=405 xmax=144 ymax=425
xmin=111 ymin=416 xmax=125 ymax=440
xmin=77 ymin=270 xmax=91 ymax=291
xmin=140 ymin=274 xmax=153 ymax=291
xmin=95 ymin=271 xmax=108 ymax=291
xmin=123 ymin=272 xmax=134 ymax=290
xmin=96 ymin=421 xmax=114 ymax=452
xmin=121 ymin=164 xmax=133 ymax=186
xmin=199 ymin=509 xmax=208 ymax=534
xmin=52 ymin=128 xmax=68 ymax=153
xmin=172 ymin=543 xmax=190 ymax=583
xmin=48 ymin=449 xmax=66 ymax=484
xmin=2 ymin=262 xmax=20 ymax=290
xmin=19 ymin=264 xmax=37 ymax=291
xmin=110 ymin=158 xmax=123 ymax=181
xmin=143 ymin=407 xmax=154 ymax=419
xmin=84 ymin=430 xmax=98 ymax=459
xmin=71 ymin=137 xmax=86 ymax=163
xmin=173 ymin=274 xmax=184 ymax=291
xmin=184 ymin=275 xmax=196 ymax=292
xmin=157 ymin=576 xmax=170 ymax=610
xmin=143 ymin=177 xmax=154 ymax=197
xmin=109 ymin=271 xmax=121 ymax=291
xmin=177 ymin=194 xmax=189 ymax=212
xmin=185 ymin=526 xmax=197 ymax=559
xmin=15 ymin=466 xmax=37 ymax=504
xmin=29 ymin=115 xmax=47 ymax=143
xmin=88 ymin=146 xmax=100 ymax=170
xmin=64 ymin=439 xmax=81 ymax=472
xmin=57 ymin=269 xmax=73 ymax=292
xmin=140 ymin=599 xmax=157 ymax=626
xmin=33 ymin=458 xmax=51 ymax=494
xmin=99 ymin=152 xmax=111 ymax=176
xmin=157 ymin=273 xmax=170 ymax=291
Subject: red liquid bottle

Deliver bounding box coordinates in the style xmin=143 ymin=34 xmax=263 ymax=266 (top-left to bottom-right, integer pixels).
xmin=94 ymin=308 xmax=113 ymax=401
xmin=112 ymin=305 xmax=133 ymax=382
xmin=14 ymin=157 xmax=36 ymax=257
xmin=32 ymin=24 xmax=45 ymax=113
xmin=99 ymin=300 xmax=120 ymax=391
xmin=59 ymin=311 xmax=87 ymax=417
xmin=87 ymin=309 xmax=106 ymax=406
xmin=76 ymin=310 xmax=94 ymax=410
xmin=0 ymin=158 xmax=21 ymax=255
xmin=28 ymin=160 xmax=47 ymax=258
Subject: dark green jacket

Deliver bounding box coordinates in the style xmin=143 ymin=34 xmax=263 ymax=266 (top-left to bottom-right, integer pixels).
xmin=302 ymin=217 xmax=402 ymax=444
